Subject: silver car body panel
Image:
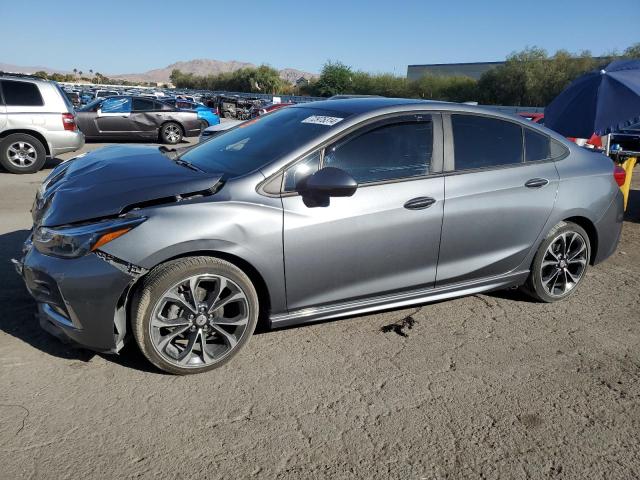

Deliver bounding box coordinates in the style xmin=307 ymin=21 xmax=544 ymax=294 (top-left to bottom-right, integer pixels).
xmin=18 ymin=98 xmax=624 ymax=353
xmin=0 ymin=76 xmax=85 ymax=156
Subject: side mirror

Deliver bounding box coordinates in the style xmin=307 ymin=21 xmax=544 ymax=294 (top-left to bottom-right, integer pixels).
xmin=301 ymin=167 xmax=358 ymax=197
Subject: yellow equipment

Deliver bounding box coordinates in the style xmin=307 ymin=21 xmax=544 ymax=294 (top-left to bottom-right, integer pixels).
xmin=619 ymin=156 xmax=637 ymax=211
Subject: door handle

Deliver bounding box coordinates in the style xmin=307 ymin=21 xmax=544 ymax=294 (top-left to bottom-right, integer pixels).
xmin=524 ymin=178 xmax=549 ymax=188
xmin=404 ymin=197 xmax=436 ymax=210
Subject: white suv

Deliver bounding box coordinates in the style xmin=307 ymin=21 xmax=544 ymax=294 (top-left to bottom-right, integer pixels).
xmin=0 ymin=75 xmax=85 ymax=173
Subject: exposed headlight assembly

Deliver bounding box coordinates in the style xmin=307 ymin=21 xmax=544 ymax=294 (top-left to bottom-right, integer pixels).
xmin=33 ymin=216 xmax=146 ymax=259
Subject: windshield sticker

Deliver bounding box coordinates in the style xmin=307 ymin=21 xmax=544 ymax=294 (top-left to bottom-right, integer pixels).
xmin=301 ymin=115 xmax=344 ymax=126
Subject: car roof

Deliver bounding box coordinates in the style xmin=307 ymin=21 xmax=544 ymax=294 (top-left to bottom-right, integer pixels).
xmin=0 ymin=74 xmax=53 ymax=85
xmin=291 ymin=97 xmax=447 ymax=115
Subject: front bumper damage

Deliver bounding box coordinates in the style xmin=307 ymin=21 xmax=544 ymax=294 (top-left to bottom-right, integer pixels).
xmin=13 ymin=239 xmax=146 ymax=353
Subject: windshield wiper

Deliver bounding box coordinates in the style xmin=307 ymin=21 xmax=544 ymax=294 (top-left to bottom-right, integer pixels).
xmin=158 ymin=146 xmax=203 ymax=172
xmin=173 ymin=158 xmax=204 ymax=173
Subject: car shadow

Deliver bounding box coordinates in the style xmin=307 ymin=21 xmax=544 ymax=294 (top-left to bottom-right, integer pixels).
xmin=0 ymin=229 xmax=198 ymax=374
xmin=0 ymin=229 xmax=95 ymax=362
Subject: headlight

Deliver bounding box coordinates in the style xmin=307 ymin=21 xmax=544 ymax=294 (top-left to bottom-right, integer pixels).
xmin=33 ymin=216 xmax=146 ymax=259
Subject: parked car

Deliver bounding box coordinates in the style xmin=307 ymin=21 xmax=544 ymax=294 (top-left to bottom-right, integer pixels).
xmin=217 ymin=95 xmax=263 ymax=119
xmin=0 ymin=75 xmax=84 ymax=173
xmin=199 ymin=119 xmax=243 ymax=142
xmin=162 ymin=99 xmax=220 ymax=128
xmin=65 ymin=91 xmax=81 ymax=108
xmin=80 ymin=91 xmax=94 ymax=105
xmin=75 ymin=96 xmax=201 ymax=144
xmin=15 ymin=98 xmax=623 ymax=374
xmin=94 ymin=89 xmax=120 ymax=99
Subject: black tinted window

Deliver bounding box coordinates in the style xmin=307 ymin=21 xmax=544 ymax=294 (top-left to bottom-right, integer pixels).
xmin=1 ymin=80 xmax=44 ymax=106
xmin=452 ymin=115 xmax=523 ymax=170
xmin=324 ymin=118 xmax=432 ymax=184
xmin=132 ymin=98 xmax=155 ymax=111
xmin=524 ymin=128 xmax=551 ymax=161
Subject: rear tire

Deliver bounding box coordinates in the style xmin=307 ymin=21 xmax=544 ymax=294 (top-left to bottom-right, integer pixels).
xmin=0 ymin=133 xmax=47 ymax=174
xmin=522 ymin=221 xmax=590 ymax=302
xmin=160 ymin=122 xmax=183 ymax=144
xmin=132 ymin=256 xmax=259 ymax=375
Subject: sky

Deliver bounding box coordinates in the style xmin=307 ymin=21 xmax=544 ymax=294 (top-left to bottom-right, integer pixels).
xmin=1 ymin=0 xmax=639 ymax=75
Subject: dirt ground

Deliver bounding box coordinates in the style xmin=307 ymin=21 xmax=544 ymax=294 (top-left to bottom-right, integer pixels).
xmin=0 ymin=143 xmax=639 ymax=479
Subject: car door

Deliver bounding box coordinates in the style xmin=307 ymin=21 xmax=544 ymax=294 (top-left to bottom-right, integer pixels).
xmin=95 ymin=97 xmax=133 ymax=136
xmin=436 ymin=113 xmax=561 ymax=286
xmin=130 ymin=98 xmax=164 ymax=138
xmin=282 ymin=113 xmax=445 ymax=311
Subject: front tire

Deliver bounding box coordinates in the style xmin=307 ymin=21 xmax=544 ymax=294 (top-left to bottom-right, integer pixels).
xmin=522 ymin=221 xmax=590 ymax=302
xmin=132 ymin=257 xmax=259 ymax=375
xmin=0 ymin=133 xmax=47 ymax=174
xmin=160 ymin=122 xmax=183 ymax=144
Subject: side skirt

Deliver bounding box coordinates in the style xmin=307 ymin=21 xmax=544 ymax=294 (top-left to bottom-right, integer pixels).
xmin=270 ymin=270 xmax=530 ymax=329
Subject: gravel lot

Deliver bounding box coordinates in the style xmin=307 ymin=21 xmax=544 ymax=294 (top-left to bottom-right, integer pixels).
xmin=0 ymin=141 xmax=639 ymax=479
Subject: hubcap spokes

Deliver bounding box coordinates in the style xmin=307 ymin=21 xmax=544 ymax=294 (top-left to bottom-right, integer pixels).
xmin=541 ymin=232 xmax=587 ymax=297
xmin=165 ymin=125 xmax=180 ymax=142
xmin=7 ymin=142 xmax=36 ymax=167
xmin=150 ymin=274 xmax=249 ymax=367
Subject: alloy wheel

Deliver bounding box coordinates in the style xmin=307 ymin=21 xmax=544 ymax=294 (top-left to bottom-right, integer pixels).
xmin=540 ymin=231 xmax=588 ymax=297
xmin=7 ymin=141 xmax=37 ymax=168
xmin=164 ymin=124 xmax=181 ymax=143
xmin=149 ymin=274 xmax=250 ymax=368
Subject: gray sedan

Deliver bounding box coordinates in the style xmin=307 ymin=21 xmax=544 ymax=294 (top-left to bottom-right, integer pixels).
xmin=16 ymin=98 xmax=623 ymax=374
xmin=75 ymin=95 xmax=201 ymax=144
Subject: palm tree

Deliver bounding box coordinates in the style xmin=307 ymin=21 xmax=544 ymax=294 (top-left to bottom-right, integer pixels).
xmin=73 ymin=68 xmax=77 ymax=76
xmin=89 ymin=69 xmax=93 ymax=76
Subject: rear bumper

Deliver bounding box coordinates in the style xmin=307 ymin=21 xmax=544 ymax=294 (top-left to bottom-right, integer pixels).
xmin=593 ymin=189 xmax=624 ymax=264
xmin=15 ymin=243 xmax=135 ymax=353
xmin=48 ymin=130 xmax=85 ymax=157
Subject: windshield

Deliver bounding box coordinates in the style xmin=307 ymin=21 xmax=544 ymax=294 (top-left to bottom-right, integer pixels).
xmin=179 ymin=107 xmax=350 ymax=176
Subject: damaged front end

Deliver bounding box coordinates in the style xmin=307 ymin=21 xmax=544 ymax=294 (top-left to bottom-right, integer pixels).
xmin=16 ymin=241 xmax=145 ymax=353
xmin=15 ymin=144 xmax=226 ymax=353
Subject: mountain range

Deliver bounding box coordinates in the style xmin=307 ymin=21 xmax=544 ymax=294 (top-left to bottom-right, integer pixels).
xmin=0 ymin=59 xmax=317 ymax=84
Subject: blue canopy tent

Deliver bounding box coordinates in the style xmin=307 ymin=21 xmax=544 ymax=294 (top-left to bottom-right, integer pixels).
xmin=545 ymin=59 xmax=640 ymax=139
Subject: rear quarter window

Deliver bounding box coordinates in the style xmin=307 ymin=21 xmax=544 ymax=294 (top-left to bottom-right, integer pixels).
xmin=1 ymin=80 xmax=44 ymax=106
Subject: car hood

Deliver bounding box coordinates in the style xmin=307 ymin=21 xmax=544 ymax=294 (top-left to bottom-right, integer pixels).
xmin=33 ymin=145 xmax=223 ymax=227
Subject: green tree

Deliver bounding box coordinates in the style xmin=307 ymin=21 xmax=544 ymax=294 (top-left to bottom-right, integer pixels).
xmin=33 ymin=71 xmax=49 ymax=80
xmin=623 ymin=43 xmax=640 ymax=58
xmin=313 ymin=61 xmax=353 ymax=96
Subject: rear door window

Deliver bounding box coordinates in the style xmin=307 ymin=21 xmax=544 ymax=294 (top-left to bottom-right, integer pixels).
xmin=132 ymin=98 xmax=156 ymax=111
xmin=451 ymin=114 xmax=523 ymax=170
xmin=1 ymin=80 xmax=44 ymax=106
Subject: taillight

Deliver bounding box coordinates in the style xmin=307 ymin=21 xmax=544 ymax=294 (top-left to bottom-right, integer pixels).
xmin=62 ymin=113 xmax=77 ymax=132
xmin=614 ymin=165 xmax=626 ymax=187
